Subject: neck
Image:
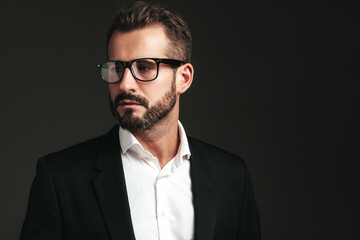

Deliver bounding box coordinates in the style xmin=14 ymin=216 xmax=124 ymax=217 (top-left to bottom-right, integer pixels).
xmin=132 ymin=109 xmax=180 ymax=169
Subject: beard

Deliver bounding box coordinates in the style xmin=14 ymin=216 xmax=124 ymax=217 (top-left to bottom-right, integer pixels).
xmin=110 ymin=78 xmax=177 ymax=132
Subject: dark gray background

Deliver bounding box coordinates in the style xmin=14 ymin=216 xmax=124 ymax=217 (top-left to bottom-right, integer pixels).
xmin=1 ymin=0 xmax=358 ymax=239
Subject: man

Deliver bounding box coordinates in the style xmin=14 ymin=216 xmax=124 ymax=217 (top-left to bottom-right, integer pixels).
xmin=20 ymin=1 xmax=260 ymax=240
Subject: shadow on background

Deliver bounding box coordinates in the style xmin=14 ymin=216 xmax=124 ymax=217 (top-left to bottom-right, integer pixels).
xmin=0 ymin=0 xmax=358 ymax=239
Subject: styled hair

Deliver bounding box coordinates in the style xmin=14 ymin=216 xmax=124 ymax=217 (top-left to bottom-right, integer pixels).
xmin=107 ymin=1 xmax=192 ymax=62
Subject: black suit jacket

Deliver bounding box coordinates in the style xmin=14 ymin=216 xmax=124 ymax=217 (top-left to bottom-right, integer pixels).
xmin=20 ymin=125 xmax=260 ymax=240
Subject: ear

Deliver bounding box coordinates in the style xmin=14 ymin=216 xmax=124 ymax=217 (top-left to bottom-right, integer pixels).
xmin=176 ymin=63 xmax=194 ymax=94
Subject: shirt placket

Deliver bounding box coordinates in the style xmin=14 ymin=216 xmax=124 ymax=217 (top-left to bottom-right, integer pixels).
xmin=155 ymin=165 xmax=173 ymax=240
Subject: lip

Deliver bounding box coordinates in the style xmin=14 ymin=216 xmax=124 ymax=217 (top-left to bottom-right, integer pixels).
xmin=118 ymin=100 xmax=143 ymax=109
xmin=119 ymin=100 xmax=142 ymax=106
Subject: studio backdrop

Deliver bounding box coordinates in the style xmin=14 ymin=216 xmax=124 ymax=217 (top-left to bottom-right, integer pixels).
xmin=0 ymin=0 xmax=358 ymax=239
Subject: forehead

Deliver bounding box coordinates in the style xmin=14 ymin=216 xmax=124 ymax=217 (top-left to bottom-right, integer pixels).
xmin=107 ymin=25 xmax=170 ymax=61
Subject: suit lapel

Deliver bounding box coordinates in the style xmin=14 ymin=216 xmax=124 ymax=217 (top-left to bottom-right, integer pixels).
xmin=92 ymin=125 xmax=135 ymax=240
xmin=91 ymin=128 xmax=217 ymax=240
xmin=189 ymin=137 xmax=217 ymax=240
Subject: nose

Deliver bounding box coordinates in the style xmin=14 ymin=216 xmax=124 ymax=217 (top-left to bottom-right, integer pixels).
xmin=118 ymin=67 xmax=138 ymax=93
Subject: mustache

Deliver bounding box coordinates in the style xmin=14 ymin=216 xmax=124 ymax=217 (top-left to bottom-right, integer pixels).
xmin=113 ymin=92 xmax=149 ymax=108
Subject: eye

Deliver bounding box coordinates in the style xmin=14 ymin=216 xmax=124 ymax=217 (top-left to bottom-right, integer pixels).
xmin=138 ymin=65 xmax=151 ymax=72
xmin=135 ymin=60 xmax=157 ymax=73
xmin=115 ymin=67 xmax=123 ymax=73
xmin=114 ymin=63 xmax=124 ymax=73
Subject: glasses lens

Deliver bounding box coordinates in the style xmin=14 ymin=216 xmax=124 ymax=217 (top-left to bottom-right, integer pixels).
xmin=132 ymin=59 xmax=158 ymax=81
xmin=100 ymin=62 xmax=124 ymax=83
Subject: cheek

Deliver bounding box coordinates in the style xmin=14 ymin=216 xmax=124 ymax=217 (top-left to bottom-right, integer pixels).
xmin=143 ymin=87 xmax=163 ymax=102
xmin=108 ymin=85 xmax=119 ymax=100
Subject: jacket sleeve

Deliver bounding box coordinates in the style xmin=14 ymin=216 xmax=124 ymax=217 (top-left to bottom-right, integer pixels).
xmin=237 ymin=163 xmax=261 ymax=240
xmin=20 ymin=157 xmax=63 ymax=240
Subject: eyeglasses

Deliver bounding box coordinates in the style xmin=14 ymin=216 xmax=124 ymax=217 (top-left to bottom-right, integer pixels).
xmin=97 ymin=58 xmax=185 ymax=83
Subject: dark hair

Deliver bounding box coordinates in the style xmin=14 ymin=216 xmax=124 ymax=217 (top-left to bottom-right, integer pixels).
xmin=107 ymin=1 xmax=192 ymax=62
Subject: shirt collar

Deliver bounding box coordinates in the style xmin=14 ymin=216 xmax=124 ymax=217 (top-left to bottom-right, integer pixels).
xmin=119 ymin=120 xmax=191 ymax=160
xmin=177 ymin=121 xmax=191 ymax=160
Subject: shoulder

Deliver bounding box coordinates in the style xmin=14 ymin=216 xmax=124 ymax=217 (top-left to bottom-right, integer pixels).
xmin=39 ymin=125 xmax=118 ymax=172
xmin=36 ymin=136 xmax=103 ymax=178
xmin=187 ymin=136 xmax=253 ymax=192
xmin=187 ymin=136 xmax=247 ymax=168
xmin=43 ymin=135 xmax=103 ymax=162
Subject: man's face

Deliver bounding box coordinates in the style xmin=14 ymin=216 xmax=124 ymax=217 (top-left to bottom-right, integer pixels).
xmin=107 ymin=25 xmax=178 ymax=131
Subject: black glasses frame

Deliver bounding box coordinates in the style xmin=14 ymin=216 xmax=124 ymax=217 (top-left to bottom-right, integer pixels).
xmin=97 ymin=58 xmax=185 ymax=83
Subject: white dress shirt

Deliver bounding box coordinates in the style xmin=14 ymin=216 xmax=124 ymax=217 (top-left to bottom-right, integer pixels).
xmin=119 ymin=121 xmax=194 ymax=240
